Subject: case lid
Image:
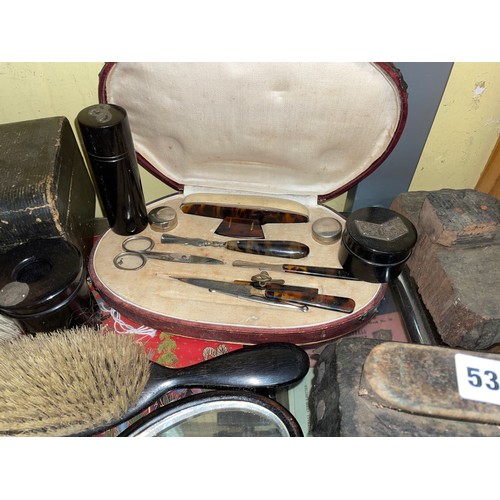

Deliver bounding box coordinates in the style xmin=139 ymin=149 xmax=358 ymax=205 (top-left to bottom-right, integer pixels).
xmin=99 ymin=62 xmax=407 ymax=203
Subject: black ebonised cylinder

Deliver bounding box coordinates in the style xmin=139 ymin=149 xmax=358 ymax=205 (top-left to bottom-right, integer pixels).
xmin=77 ymin=103 xmax=148 ymax=235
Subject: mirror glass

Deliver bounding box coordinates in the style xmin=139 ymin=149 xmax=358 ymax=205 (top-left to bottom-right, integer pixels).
xmin=129 ymin=400 xmax=294 ymax=437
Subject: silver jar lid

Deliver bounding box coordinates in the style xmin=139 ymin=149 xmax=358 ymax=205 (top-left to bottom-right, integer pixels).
xmin=312 ymin=217 xmax=342 ymax=245
xmin=148 ymin=206 xmax=178 ymax=232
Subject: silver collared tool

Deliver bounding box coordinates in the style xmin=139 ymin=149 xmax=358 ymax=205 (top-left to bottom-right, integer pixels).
xmin=161 ymin=234 xmax=309 ymax=259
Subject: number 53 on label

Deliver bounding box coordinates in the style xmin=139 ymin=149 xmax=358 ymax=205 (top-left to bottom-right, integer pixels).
xmin=455 ymin=353 xmax=500 ymax=406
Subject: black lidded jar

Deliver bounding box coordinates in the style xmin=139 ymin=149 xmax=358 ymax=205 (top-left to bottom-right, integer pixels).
xmin=0 ymin=238 xmax=100 ymax=334
xmin=338 ymin=207 xmax=417 ymax=283
xmin=77 ymin=103 xmax=148 ymax=236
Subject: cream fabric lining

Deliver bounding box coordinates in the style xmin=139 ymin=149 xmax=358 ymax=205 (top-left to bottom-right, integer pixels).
xmin=92 ymin=195 xmax=381 ymax=330
xmin=104 ymin=62 xmax=401 ymax=198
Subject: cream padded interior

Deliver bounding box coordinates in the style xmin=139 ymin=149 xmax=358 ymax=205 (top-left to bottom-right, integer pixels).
xmin=104 ymin=62 xmax=402 ymax=199
xmin=92 ymin=196 xmax=381 ymax=331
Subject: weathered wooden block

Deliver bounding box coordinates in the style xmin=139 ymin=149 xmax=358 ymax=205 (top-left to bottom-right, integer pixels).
xmin=309 ymin=337 xmax=500 ymax=436
xmin=0 ymin=116 xmax=96 ymax=260
xmin=421 ymin=189 xmax=499 ymax=246
xmin=390 ymin=189 xmax=499 ymax=350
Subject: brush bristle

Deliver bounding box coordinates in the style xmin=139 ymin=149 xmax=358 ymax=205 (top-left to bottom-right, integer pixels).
xmin=0 ymin=314 xmax=22 ymax=343
xmin=0 ymin=327 xmax=151 ymax=436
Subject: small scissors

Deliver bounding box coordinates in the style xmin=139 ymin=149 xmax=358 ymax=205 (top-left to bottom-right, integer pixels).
xmin=113 ymin=236 xmax=224 ymax=271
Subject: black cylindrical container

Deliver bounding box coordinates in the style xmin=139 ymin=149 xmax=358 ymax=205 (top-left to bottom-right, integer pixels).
xmin=0 ymin=238 xmax=100 ymax=333
xmin=77 ymin=103 xmax=148 ymax=235
xmin=338 ymin=207 xmax=417 ymax=283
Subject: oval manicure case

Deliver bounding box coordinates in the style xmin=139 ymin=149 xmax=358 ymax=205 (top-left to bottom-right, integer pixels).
xmin=88 ymin=62 xmax=408 ymax=346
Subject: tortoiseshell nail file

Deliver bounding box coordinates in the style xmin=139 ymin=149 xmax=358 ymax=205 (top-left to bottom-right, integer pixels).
xmin=232 ymin=260 xmax=359 ymax=280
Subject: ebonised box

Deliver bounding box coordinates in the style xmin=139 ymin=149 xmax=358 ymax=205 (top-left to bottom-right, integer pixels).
xmin=0 ymin=116 xmax=96 ymax=260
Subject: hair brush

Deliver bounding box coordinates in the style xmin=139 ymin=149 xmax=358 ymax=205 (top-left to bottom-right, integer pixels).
xmin=0 ymin=327 xmax=309 ymax=437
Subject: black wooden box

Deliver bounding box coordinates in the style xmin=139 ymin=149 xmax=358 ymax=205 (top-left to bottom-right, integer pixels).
xmin=0 ymin=116 xmax=96 ymax=260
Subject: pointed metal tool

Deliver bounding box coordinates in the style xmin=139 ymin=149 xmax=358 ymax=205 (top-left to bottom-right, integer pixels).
xmin=171 ymin=277 xmax=355 ymax=313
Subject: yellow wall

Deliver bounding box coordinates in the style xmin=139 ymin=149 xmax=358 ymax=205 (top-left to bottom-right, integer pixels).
xmin=0 ymin=62 xmax=173 ymax=215
xmin=410 ymin=62 xmax=500 ymax=191
xmin=1 ymin=62 xmax=498 ymax=214
xmin=0 ymin=62 xmax=102 ymax=125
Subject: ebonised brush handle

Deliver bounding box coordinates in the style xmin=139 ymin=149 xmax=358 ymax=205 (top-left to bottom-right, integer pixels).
xmin=87 ymin=342 xmax=309 ymax=435
xmin=148 ymin=341 xmax=309 ymax=394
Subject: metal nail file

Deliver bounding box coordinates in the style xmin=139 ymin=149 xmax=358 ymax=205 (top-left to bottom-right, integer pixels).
xmin=161 ymin=235 xmax=309 ymax=259
xmin=232 ymin=260 xmax=359 ymax=280
xmin=171 ymin=277 xmax=355 ymax=313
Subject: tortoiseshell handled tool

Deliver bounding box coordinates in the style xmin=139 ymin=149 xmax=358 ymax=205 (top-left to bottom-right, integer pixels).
xmin=180 ymin=202 xmax=309 ymax=239
xmin=233 ymin=270 xmax=318 ymax=295
xmin=232 ymin=260 xmax=359 ymax=280
xmin=264 ymin=288 xmax=355 ymax=313
xmin=161 ymin=234 xmax=309 ymax=259
xmin=171 ymin=277 xmax=355 ymax=313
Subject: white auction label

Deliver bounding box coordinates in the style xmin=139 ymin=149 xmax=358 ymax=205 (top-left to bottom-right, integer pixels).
xmin=455 ymin=353 xmax=500 ymax=406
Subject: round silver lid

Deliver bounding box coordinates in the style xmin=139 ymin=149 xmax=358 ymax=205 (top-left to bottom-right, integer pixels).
xmin=312 ymin=217 xmax=342 ymax=245
xmin=148 ymin=206 xmax=178 ymax=232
